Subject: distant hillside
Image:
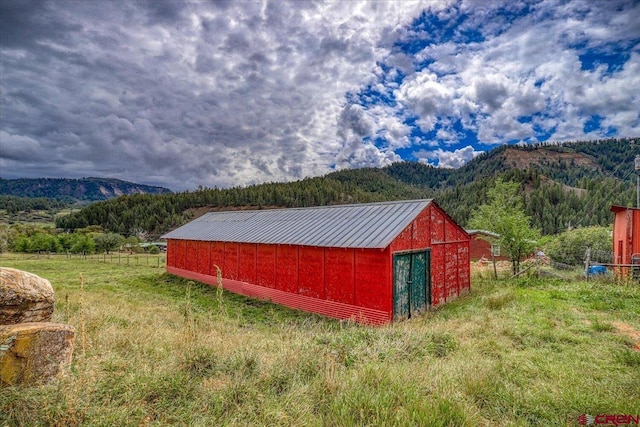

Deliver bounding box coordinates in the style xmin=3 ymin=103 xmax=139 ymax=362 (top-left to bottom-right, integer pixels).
xmin=54 ymin=137 xmax=639 ymax=237
xmin=0 ymin=177 xmax=172 ymax=202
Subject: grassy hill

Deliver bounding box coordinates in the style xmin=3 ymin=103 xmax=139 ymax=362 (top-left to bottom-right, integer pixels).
xmin=1 ymin=256 xmax=638 ymax=425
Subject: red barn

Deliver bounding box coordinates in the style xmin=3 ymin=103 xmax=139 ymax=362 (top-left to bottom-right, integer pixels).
xmin=162 ymin=199 xmax=470 ymax=324
xmin=610 ymin=205 xmax=640 ymax=279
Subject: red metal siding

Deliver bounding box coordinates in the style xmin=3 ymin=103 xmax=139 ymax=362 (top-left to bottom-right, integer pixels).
xmin=298 ymin=246 xmax=324 ymax=299
xmin=238 ymin=243 xmax=257 ymax=284
xmin=390 ymin=224 xmax=413 ymax=252
xmin=389 ymin=207 xmax=432 ymax=252
xmin=276 ymin=245 xmax=298 ymax=293
xmin=256 ymin=244 xmax=276 ymax=288
xmin=457 ymin=242 xmax=471 ymax=295
xmin=186 ymin=240 xmax=198 ymax=272
xmin=635 ymin=210 xmax=640 ymax=256
xmin=445 ymin=216 xmax=457 ymax=242
xmin=431 ymin=208 xmax=445 ymax=243
xmin=175 ymin=240 xmax=186 ymax=269
xmin=445 ymin=243 xmax=459 ymax=302
xmin=612 ymin=208 xmax=640 ymax=277
xmin=197 ymin=241 xmax=210 ymax=275
xmin=354 ymin=249 xmax=390 ymax=312
xmin=412 ymin=208 xmax=431 ymax=248
xmin=167 ymin=239 xmax=177 ymax=267
xmin=224 ymin=243 xmax=239 ymax=280
xmin=430 ymin=244 xmax=445 ymax=305
xmin=325 ymin=248 xmax=355 ymax=304
xmin=210 ymin=242 xmax=225 ymax=274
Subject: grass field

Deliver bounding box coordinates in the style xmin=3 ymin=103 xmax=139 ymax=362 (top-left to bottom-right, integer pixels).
xmin=1 ymin=256 xmax=639 ymax=426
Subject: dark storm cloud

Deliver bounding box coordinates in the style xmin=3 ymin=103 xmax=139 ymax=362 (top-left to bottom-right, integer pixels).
xmin=0 ymin=0 xmax=81 ymax=49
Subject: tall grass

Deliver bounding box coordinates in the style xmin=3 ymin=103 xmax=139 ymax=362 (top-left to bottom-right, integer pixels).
xmin=0 ymin=256 xmax=638 ymax=426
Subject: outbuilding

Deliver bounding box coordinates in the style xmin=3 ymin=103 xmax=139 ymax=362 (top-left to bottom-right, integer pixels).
xmin=162 ymin=199 xmax=470 ymax=324
xmin=610 ymin=205 xmax=640 ymax=279
xmin=466 ymin=230 xmax=509 ymax=261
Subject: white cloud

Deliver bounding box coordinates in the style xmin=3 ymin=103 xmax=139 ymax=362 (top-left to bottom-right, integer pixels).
xmin=414 ymin=145 xmax=483 ymax=168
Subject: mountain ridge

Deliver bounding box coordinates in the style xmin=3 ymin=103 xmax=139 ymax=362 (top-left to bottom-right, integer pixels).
xmin=0 ymin=177 xmax=172 ymax=202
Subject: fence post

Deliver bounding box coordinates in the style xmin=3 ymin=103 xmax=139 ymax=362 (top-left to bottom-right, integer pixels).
xmin=584 ymin=247 xmax=591 ymax=281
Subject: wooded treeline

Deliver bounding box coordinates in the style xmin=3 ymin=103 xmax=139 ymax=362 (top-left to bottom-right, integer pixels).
xmin=52 ymin=137 xmax=639 ymax=237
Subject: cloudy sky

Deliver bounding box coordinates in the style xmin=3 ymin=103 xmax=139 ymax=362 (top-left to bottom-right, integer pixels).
xmin=1 ymin=0 xmax=639 ymax=191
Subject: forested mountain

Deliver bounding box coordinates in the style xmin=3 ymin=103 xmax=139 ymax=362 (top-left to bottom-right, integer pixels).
xmin=54 ymin=137 xmax=639 ymax=237
xmin=0 ymin=177 xmax=172 ymax=202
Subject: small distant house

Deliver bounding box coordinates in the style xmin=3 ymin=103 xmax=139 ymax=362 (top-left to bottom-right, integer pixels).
xmin=466 ymin=230 xmax=508 ymax=261
xmin=140 ymin=242 xmax=167 ymax=252
xmin=610 ymin=205 xmax=640 ymax=278
xmin=162 ymin=199 xmax=471 ymax=324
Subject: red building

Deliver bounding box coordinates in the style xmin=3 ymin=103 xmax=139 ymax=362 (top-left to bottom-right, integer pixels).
xmin=466 ymin=230 xmax=509 ymax=261
xmin=163 ymin=199 xmax=470 ymax=324
xmin=610 ymin=205 xmax=640 ymax=278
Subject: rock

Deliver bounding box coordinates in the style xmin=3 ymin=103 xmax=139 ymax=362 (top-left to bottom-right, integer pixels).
xmin=0 ymin=267 xmax=55 ymax=324
xmin=0 ymin=322 xmax=75 ymax=386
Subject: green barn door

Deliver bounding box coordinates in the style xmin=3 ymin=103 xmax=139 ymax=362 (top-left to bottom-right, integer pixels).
xmin=393 ymin=251 xmax=430 ymax=320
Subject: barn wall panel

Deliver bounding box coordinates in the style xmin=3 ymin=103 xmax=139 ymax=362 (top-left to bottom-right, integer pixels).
xmin=445 ymin=243 xmax=459 ymax=302
xmin=224 ymin=243 xmax=239 ymax=280
xmin=238 ymin=243 xmax=257 ymax=284
xmin=430 ymin=244 xmax=446 ymax=306
xmin=167 ymin=239 xmax=176 ymax=267
xmin=412 ymin=208 xmax=431 ymax=248
xmin=185 ymin=240 xmax=198 ymax=272
xmin=431 ymin=208 xmax=445 ymax=243
xmin=256 ymin=244 xmax=276 ymax=288
xmin=298 ymin=246 xmax=324 ymax=299
xmin=354 ymin=249 xmax=391 ymax=313
xmin=445 ymin=220 xmax=458 ymax=243
xmin=276 ymin=245 xmax=298 ymax=293
xmin=458 ymin=242 xmax=470 ymax=295
xmin=175 ymin=240 xmax=187 ymax=269
xmin=197 ymin=241 xmax=211 ymax=275
xmin=324 ymin=248 xmax=355 ymax=304
xmin=634 ymin=211 xmax=640 ymax=256
xmin=390 ymin=223 xmax=413 ymax=253
xmin=209 ymin=242 xmax=225 ymax=275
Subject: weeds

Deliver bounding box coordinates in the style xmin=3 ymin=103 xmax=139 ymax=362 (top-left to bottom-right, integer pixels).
xmin=0 ymin=256 xmax=638 ymax=426
xmin=483 ymin=289 xmax=517 ymax=310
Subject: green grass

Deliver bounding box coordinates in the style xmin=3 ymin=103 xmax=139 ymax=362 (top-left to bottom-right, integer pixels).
xmin=1 ymin=256 xmax=639 ymax=426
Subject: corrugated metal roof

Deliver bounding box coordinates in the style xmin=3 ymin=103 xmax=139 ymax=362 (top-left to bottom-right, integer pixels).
xmin=162 ymin=199 xmax=433 ymax=249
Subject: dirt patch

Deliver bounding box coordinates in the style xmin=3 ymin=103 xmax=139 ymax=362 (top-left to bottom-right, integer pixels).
xmin=502 ymin=147 xmax=599 ymax=170
xmin=570 ymin=308 xmax=640 ymax=351
xmin=612 ymin=322 xmax=640 ymax=351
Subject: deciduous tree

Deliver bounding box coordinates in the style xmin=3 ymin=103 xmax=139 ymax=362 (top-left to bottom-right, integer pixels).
xmin=469 ymin=178 xmax=541 ymax=275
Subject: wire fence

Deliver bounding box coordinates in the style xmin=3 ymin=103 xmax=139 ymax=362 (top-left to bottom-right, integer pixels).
xmin=0 ymin=252 xmax=166 ymax=268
